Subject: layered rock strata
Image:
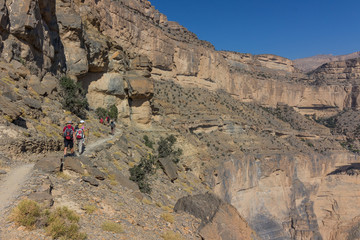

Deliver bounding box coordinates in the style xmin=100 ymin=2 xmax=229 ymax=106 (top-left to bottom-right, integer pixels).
xmin=294 ymin=52 xmax=360 ymax=73
xmin=213 ymin=151 xmax=360 ymax=240
xmin=75 ymin=0 xmax=360 ymax=116
xmin=1 ymin=0 xmax=360 ymax=121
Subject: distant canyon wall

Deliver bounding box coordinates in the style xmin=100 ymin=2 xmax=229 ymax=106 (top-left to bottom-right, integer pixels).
xmin=294 ymin=51 xmax=360 ymax=73
xmin=213 ymin=151 xmax=360 ymax=240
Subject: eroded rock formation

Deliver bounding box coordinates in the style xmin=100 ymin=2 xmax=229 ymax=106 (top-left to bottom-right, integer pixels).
xmin=1 ymin=0 xmax=360 ymax=239
xmin=294 ymin=51 xmax=360 ymax=73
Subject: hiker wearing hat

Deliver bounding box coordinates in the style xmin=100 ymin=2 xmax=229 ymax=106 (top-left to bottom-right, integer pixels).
xmin=75 ymin=120 xmax=88 ymax=154
xmin=63 ymin=120 xmax=75 ymax=157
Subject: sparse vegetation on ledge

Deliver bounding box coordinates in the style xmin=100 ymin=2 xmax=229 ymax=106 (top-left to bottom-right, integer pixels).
xmin=10 ymin=199 xmax=87 ymax=240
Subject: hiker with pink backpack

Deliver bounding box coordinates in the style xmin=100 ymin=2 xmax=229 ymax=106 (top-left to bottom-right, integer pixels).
xmin=75 ymin=120 xmax=87 ymax=155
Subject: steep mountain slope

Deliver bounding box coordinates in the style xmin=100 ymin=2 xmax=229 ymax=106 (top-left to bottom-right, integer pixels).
xmin=294 ymin=51 xmax=360 ymax=73
xmin=1 ymin=0 xmax=360 ymax=240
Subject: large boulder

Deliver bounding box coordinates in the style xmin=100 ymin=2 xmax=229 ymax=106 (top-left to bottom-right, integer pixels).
xmin=0 ymin=95 xmax=21 ymax=121
xmin=127 ymin=56 xmax=153 ymax=99
xmin=159 ymin=157 xmax=178 ymax=181
xmin=174 ymin=193 xmax=257 ymax=240
xmin=127 ymin=74 xmax=153 ymax=99
xmin=87 ymin=72 xmax=127 ymax=109
xmin=35 ymin=155 xmax=61 ymax=173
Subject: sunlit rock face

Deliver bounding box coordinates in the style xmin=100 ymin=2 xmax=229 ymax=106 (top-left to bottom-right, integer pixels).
xmin=86 ymin=56 xmax=154 ymax=124
xmin=3 ymin=0 xmax=360 ymax=122
xmin=213 ymin=151 xmax=360 ymax=240
xmin=3 ymin=0 xmax=360 ymax=238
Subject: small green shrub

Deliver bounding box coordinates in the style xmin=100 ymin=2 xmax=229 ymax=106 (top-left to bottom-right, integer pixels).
xmin=95 ymin=107 xmax=108 ymax=119
xmin=10 ymin=199 xmax=41 ymax=229
xmin=129 ymin=135 xmax=182 ymax=193
xmin=158 ymin=135 xmax=182 ymax=164
xmin=143 ymin=135 xmax=154 ymax=149
xmin=60 ymin=76 xmax=88 ymax=119
xmin=101 ymin=221 xmax=124 ymax=233
xmin=108 ymin=104 xmax=118 ymax=121
xmin=129 ymin=154 xmax=158 ymax=193
xmin=46 ymin=206 xmax=87 ymax=240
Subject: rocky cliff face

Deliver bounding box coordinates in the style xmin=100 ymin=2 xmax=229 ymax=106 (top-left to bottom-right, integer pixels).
xmin=213 ymin=151 xmax=360 ymax=240
xmin=71 ymin=0 xmax=360 ymax=117
xmin=2 ymin=0 xmax=359 ymax=120
xmin=294 ymin=51 xmax=360 ymax=73
xmin=310 ymin=58 xmax=360 ymax=85
xmin=2 ymin=0 xmax=360 ymax=240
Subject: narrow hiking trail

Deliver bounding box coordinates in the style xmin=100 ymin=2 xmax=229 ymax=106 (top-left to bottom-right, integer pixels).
xmin=0 ymin=128 xmax=122 ymax=222
xmin=0 ymin=163 xmax=34 ymax=212
xmin=0 ymin=129 xmax=122 ymax=214
xmin=84 ymin=129 xmax=122 ymax=154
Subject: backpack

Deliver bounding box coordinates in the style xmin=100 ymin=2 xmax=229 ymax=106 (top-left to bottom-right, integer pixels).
xmin=63 ymin=126 xmax=73 ymax=140
xmin=76 ymin=128 xmax=84 ymax=139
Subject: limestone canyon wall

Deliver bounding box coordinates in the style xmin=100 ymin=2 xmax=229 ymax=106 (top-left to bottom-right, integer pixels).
xmin=77 ymin=0 xmax=360 ymax=115
xmin=2 ymin=0 xmax=360 ymax=239
xmin=1 ymin=0 xmax=359 ymax=121
xmin=213 ymin=151 xmax=360 ymax=240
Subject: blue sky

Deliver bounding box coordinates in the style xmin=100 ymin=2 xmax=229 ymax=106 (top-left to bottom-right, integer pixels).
xmin=150 ymin=0 xmax=360 ymax=60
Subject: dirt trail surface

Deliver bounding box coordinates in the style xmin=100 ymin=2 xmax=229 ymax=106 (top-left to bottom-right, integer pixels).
xmin=0 ymin=163 xmax=34 ymax=211
xmin=83 ymin=129 xmax=122 ymax=154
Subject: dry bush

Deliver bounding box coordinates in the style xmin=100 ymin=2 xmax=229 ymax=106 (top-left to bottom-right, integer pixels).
xmin=10 ymin=199 xmax=41 ymax=230
xmin=161 ymin=213 xmax=174 ymax=224
xmin=101 ymin=221 xmax=124 ymax=233
xmin=46 ymin=206 xmax=87 ymax=240
xmin=161 ymin=230 xmax=183 ymax=240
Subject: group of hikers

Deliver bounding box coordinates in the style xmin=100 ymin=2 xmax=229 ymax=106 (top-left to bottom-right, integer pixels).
xmin=63 ymin=120 xmax=87 ymax=157
xmin=99 ymin=116 xmax=116 ymax=135
xmin=63 ymin=117 xmax=116 ymax=157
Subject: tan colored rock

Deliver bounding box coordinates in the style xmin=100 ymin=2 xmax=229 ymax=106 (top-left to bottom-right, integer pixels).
xmin=130 ymin=99 xmax=151 ymax=124
xmin=313 ymin=172 xmax=360 ymax=240
xmin=88 ymin=72 xmax=127 ymax=97
xmin=84 ymin=27 xmax=110 ymax=72
xmin=41 ymin=73 xmax=58 ymax=96
xmin=294 ymin=51 xmax=360 ymax=72
xmin=174 ymin=193 xmax=257 ymax=240
xmin=214 ymin=151 xmax=360 ymax=240
xmin=200 ymin=203 xmax=256 ymax=240
xmin=127 ymin=74 xmax=153 ymax=99
xmin=62 ymin=40 xmax=88 ymax=76
xmin=0 ymin=95 xmax=21 ymax=121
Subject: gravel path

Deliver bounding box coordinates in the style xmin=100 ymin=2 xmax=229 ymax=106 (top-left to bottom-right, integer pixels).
xmin=0 ymin=163 xmax=34 ymax=212
xmin=0 ymin=129 xmax=122 ymax=212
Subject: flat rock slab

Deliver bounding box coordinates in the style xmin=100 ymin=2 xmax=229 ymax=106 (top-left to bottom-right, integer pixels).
xmin=35 ymin=155 xmax=61 ymax=173
xmin=159 ymin=157 xmax=178 ymax=181
xmin=113 ymin=172 xmax=139 ymax=191
xmin=82 ymin=176 xmax=99 ymax=187
xmin=63 ymin=157 xmax=85 ymax=174
xmin=28 ymin=192 xmax=54 ymax=208
xmin=88 ymin=167 xmax=106 ymax=180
